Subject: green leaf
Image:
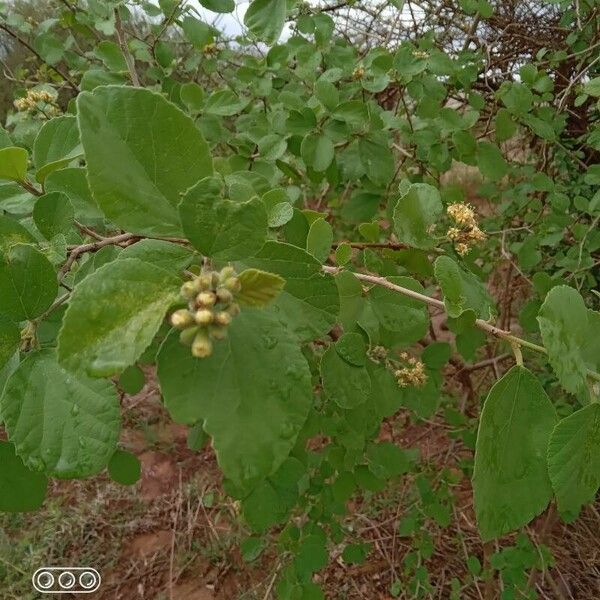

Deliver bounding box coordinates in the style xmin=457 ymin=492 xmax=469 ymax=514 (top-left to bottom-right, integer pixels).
xmin=434 ymin=256 xmax=495 ymax=320
xmin=301 ymin=134 xmax=335 ymax=172
xmin=204 ymin=89 xmax=248 ymax=116
xmin=321 ymin=345 xmax=371 ymax=409
xmin=335 ymin=242 xmax=352 ymax=265
xmin=241 ymin=241 xmax=339 ymax=341
xmin=500 ymin=82 xmax=533 ymax=115
xmin=181 ymin=16 xmax=213 ymax=47
xmin=477 ymin=142 xmax=508 ymax=181
xmin=45 ymin=167 xmax=103 ymax=221
xmin=537 ymin=286 xmax=600 ymax=398
xmin=306 ymin=217 xmax=333 ymax=263
xmin=494 ymin=108 xmax=517 ymax=142
xmin=108 ymin=449 xmax=141 ymax=485
xmin=0 ymin=441 xmax=47 ymax=512
xmin=244 ymin=0 xmax=288 ymax=44
xmin=359 ymin=137 xmax=394 ymax=186
xmin=473 ymin=366 xmax=557 ymax=541
xmin=0 ymin=317 xmax=20 ymax=371
xmin=583 ymin=77 xmax=600 ymax=97
xmin=368 ymin=276 xmax=430 ymax=344
xmin=548 ymin=404 xmax=600 ymax=517
xmin=0 ymin=215 xmax=35 ymax=255
xmin=117 ymin=239 xmax=194 ymax=273
xmin=179 ymin=176 xmax=267 ymax=260
xmin=335 ymin=332 xmax=366 ymax=367
xmin=0 ymin=350 xmax=120 ymax=478
xmin=157 ymin=309 xmax=312 ymax=491
xmin=237 ymin=268 xmax=286 ymax=307
xmin=393 ymin=183 xmax=443 ymax=249
xmin=32 ymin=116 xmax=82 ymax=183
xmin=58 ymin=258 xmax=180 ymax=377
xmin=77 ymin=86 xmax=212 ymax=236
xmin=32 ymin=191 xmax=74 ymax=240
xmin=0 ymin=244 xmax=58 ymax=322
xmin=179 ymin=82 xmax=204 ymax=111
xmin=200 ymin=0 xmax=235 ymax=12
xmin=367 ymin=442 xmax=413 ymax=479
xmin=118 ymin=365 xmax=145 ymax=395
xmin=0 ymin=147 xmax=28 ymax=182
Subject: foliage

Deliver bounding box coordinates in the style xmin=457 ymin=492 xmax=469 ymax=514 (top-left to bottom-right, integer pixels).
xmin=0 ymin=0 xmax=599 ymax=596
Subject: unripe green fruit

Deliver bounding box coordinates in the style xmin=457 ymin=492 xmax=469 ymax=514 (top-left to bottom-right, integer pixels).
xmin=181 ymin=280 xmax=200 ymax=299
xmin=209 ymin=324 xmax=228 ymax=340
xmin=227 ymin=303 xmax=241 ymax=316
xmin=215 ymin=311 xmax=232 ymax=326
xmin=219 ymin=266 xmax=236 ymax=282
xmin=171 ymin=309 xmax=195 ymax=329
xmin=195 ymin=309 xmax=214 ymax=325
xmin=196 ymin=291 xmax=217 ymax=307
xmin=192 ymin=332 xmax=213 ymax=358
xmin=223 ymin=277 xmax=241 ymax=293
xmin=216 ymin=287 xmax=233 ymax=304
xmin=179 ymin=326 xmax=198 ymax=346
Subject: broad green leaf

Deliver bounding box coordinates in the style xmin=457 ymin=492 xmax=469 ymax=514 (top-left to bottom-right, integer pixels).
xmin=157 ymin=309 xmax=312 ymax=491
xmin=306 ymin=217 xmax=333 ymax=263
xmin=0 ymin=441 xmax=47 ymax=512
xmin=367 ymin=361 xmax=403 ymax=418
xmin=118 ymin=365 xmax=145 ymax=395
xmin=495 ymin=108 xmax=517 ymax=142
xmin=0 ymin=147 xmax=28 ymax=182
xmin=473 ymin=366 xmax=557 ymax=541
xmin=0 ymin=126 xmax=12 ymax=149
xmin=335 ymin=332 xmax=366 ymax=367
xmin=117 ymin=239 xmax=194 ymax=272
xmin=58 ymin=258 xmax=180 ymax=376
xmin=32 ymin=191 xmax=74 ymax=240
xmin=204 ymin=89 xmax=248 ymax=116
xmin=583 ymin=77 xmax=600 ymax=97
xmin=0 ymin=215 xmax=35 ymax=256
xmin=368 ymin=276 xmax=430 ymax=344
xmin=477 ymin=142 xmax=508 ymax=181
xmin=32 ymin=115 xmax=82 ymax=183
xmin=200 ymin=0 xmax=235 ymax=12
xmin=548 ymin=404 xmax=600 ymax=517
xmin=434 ymin=256 xmax=495 ymax=320
xmin=366 ymin=442 xmax=413 ymax=479
xmin=537 ymin=286 xmax=600 ymax=398
xmin=93 ymin=40 xmax=128 ymax=71
xmin=359 ymin=137 xmax=394 ymax=186
xmin=45 ymin=167 xmax=103 ymax=221
xmin=237 ymin=268 xmax=285 ymax=307
xmin=0 ymin=350 xmax=120 ymax=478
xmin=180 ymin=82 xmax=204 ymax=111
xmin=242 ymin=241 xmax=339 ymax=341
xmin=0 ymin=244 xmax=58 ymax=322
xmin=321 ymin=345 xmax=371 ymax=409
xmin=108 ymin=449 xmax=141 ymax=485
xmin=0 ymin=182 xmax=35 ymax=214
xmin=393 ymin=183 xmax=443 ymax=249
xmin=180 ymin=176 xmax=267 ymax=260
xmin=500 ymin=82 xmax=533 ymax=114
xmin=0 ymin=317 xmax=20 ymax=371
xmin=77 ymin=86 xmax=212 ymax=236
xmin=244 ymin=0 xmax=288 ymax=44
xmin=181 ymin=16 xmax=213 ymax=47
xmin=301 ymin=134 xmax=335 ymax=172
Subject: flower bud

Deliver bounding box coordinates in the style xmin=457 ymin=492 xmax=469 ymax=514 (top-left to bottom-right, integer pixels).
xmin=223 ymin=277 xmax=241 ymax=293
xmin=192 ymin=332 xmax=213 ymax=358
xmin=219 ymin=266 xmax=236 ymax=282
xmin=181 ymin=280 xmax=200 ymax=299
xmin=216 ymin=287 xmax=233 ymax=304
xmin=195 ymin=309 xmax=214 ymax=325
xmin=208 ymin=324 xmax=228 ymax=340
xmin=215 ymin=311 xmax=232 ymax=326
xmin=198 ymin=274 xmax=213 ymax=290
xmin=170 ymin=309 xmax=195 ymax=329
xmin=196 ymin=291 xmax=217 ymax=307
xmin=179 ymin=326 xmax=198 ymax=346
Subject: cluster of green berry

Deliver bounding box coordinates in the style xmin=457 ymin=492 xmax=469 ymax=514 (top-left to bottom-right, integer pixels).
xmin=170 ymin=267 xmax=241 ymax=358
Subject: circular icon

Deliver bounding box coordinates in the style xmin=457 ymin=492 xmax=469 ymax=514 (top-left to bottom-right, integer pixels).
xmin=58 ymin=571 xmax=76 ymax=589
xmin=35 ymin=571 xmax=55 ymax=590
xmin=79 ymin=570 xmax=99 ymax=590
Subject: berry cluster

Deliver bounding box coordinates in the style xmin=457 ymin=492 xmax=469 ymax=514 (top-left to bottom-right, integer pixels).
xmin=170 ymin=267 xmax=241 ymax=358
xmin=446 ymin=202 xmax=486 ymax=256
